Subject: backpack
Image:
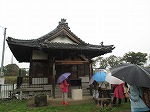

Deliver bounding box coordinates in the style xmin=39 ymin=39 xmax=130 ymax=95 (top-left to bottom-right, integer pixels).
xmin=140 ymin=87 xmax=150 ymax=108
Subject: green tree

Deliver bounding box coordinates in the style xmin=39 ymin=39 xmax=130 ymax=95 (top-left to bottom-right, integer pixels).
xmin=19 ymin=68 xmax=27 ymax=76
xmin=92 ymin=56 xmax=108 ymax=69
xmin=106 ymin=55 xmax=122 ymax=67
xmin=3 ymin=64 xmax=19 ymax=76
xmin=122 ymin=51 xmax=147 ymax=65
xmin=92 ymin=55 xmax=123 ymax=69
xmin=99 ymin=58 xmax=108 ymax=69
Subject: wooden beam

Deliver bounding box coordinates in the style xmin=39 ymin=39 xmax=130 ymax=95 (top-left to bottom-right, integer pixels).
xmin=55 ymin=60 xmax=89 ymax=65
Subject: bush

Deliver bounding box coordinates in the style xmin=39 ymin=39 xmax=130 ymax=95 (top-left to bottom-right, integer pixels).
xmin=4 ymin=76 xmax=17 ymax=84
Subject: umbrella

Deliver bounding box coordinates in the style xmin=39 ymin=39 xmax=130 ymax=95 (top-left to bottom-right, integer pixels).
xmin=105 ymin=72 xmax=124 ymax=84
xmin=89 ymin=71 xmax=106 ymax=85
xmin=110 ymin=63 xmax=150 ymax=88
xmin=57 ymin=72 xmax=71 ymax=84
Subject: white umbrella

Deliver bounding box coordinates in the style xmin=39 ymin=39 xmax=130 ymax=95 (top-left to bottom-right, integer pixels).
xmin=105 ymin=72 xmax=124 ymax=84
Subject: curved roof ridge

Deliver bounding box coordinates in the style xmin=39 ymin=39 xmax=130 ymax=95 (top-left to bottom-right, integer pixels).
xmin=6 ymin=37 xmax=35 ymax=43
xmin=7 ymin=19 xmax=88 ymax=45
xmin=36 ymin=18 xmax=87 ymax=45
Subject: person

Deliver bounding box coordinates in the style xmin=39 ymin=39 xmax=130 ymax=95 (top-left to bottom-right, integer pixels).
xmin=92 ymin=80 xmax=99 ymax=99
xmin=112 ymin=83 xmax=124 ymax=107
xmin=129 ymin=86 xmax=150 ymax=112
xmin=99 ymin=81 xmax=111 ymax=90
xmin=124 ymin=82 xmax=129 ymax=103
xmin=60 ymin=79 xmax=69 ymax=105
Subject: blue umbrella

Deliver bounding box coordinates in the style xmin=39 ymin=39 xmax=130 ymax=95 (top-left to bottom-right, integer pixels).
xmin=57 ymin=72 xmax=71 ymax=84
xmin=93 ymin=71 xmax=107 ymax=82
xmin=89 ymin=71 xmax=107 ymax=85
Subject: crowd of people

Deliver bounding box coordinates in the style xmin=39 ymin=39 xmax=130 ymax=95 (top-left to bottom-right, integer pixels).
xmin=91 ymin=81 xmax=150 ymax=112
xmin=58 ymin=72 xmax=150 ymax=112
xmin=111 ymin=83 xmax=150 ymax=112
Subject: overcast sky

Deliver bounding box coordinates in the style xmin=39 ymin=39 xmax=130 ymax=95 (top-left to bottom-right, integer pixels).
xmin=0 ymin=0 xmax=150 ymax=68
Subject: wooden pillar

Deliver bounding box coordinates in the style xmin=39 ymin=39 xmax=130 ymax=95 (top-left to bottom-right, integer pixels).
xmin=19 ymin=90 xmax=23 ymax=100
xmin=89 ymin=63 xmax=93 ymax=95
xmin=89 ymin=62 xmax=93 ymax=79
xmin=77 ymin=65 xmax=79 ymax=78
xmin=52 ymin=62 xmax=56 ymax=98
xmin=29 ymin=60 xmax=33 ymax=86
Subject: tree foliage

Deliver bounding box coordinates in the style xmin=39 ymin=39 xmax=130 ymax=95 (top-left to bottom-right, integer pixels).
xmin=92 ymin=56 xmax=108 ymax=69
xmin=92 ymin=55 xmax=123 ymax=69
xmin=106 ymin=55 xmax=122 ymax=67
xmin=3 ymin=64 xmax=28 ymax=76
xmin=122 ymin=51 xmax=147 ymax=65
xmin=19 ymin=68 xmax=28 ymax=76
xmin=92 ymin=51 xmax=148 ymax=69
xmin=3 ymin=64 xmax=19 ymax=76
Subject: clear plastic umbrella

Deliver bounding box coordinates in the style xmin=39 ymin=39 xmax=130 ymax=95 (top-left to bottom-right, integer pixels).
xmin=105 ymin=72 xmax=124 ymax=84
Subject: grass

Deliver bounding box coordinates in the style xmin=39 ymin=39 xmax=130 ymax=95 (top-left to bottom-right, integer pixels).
xmin=0 ymin=99 xmax=131 ymax=112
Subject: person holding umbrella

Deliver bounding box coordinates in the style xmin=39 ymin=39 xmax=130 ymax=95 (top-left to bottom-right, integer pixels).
xmin=89 ymin=71 xmax=106 ymax=99
xmin=57 ymin=73 xmax=71 ymax=105
xmin=60 ymin=79 xmax=69 ymax=105
xmin=112 ymin=83 xmax=124 ymax=107
xmin=124 ymin=82 xmax=130 ymax=103
xmin=129 ymin=86 xmax=150 ymax=112
xmin=92 ymin=80 xmax=99 ymax=100
xmin=109 ymin=63 xmax=150 ymax=111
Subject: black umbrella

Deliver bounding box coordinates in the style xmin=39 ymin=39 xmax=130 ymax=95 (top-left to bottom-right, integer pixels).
xmin=110 ymin=63 xmax=150 ymax=88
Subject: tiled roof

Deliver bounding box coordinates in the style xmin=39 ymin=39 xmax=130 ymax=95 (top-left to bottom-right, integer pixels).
xmin=7 ymin=37 xmax=114 ymax=52
xmin=6 ymin=19 xmax=115 ymax=62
